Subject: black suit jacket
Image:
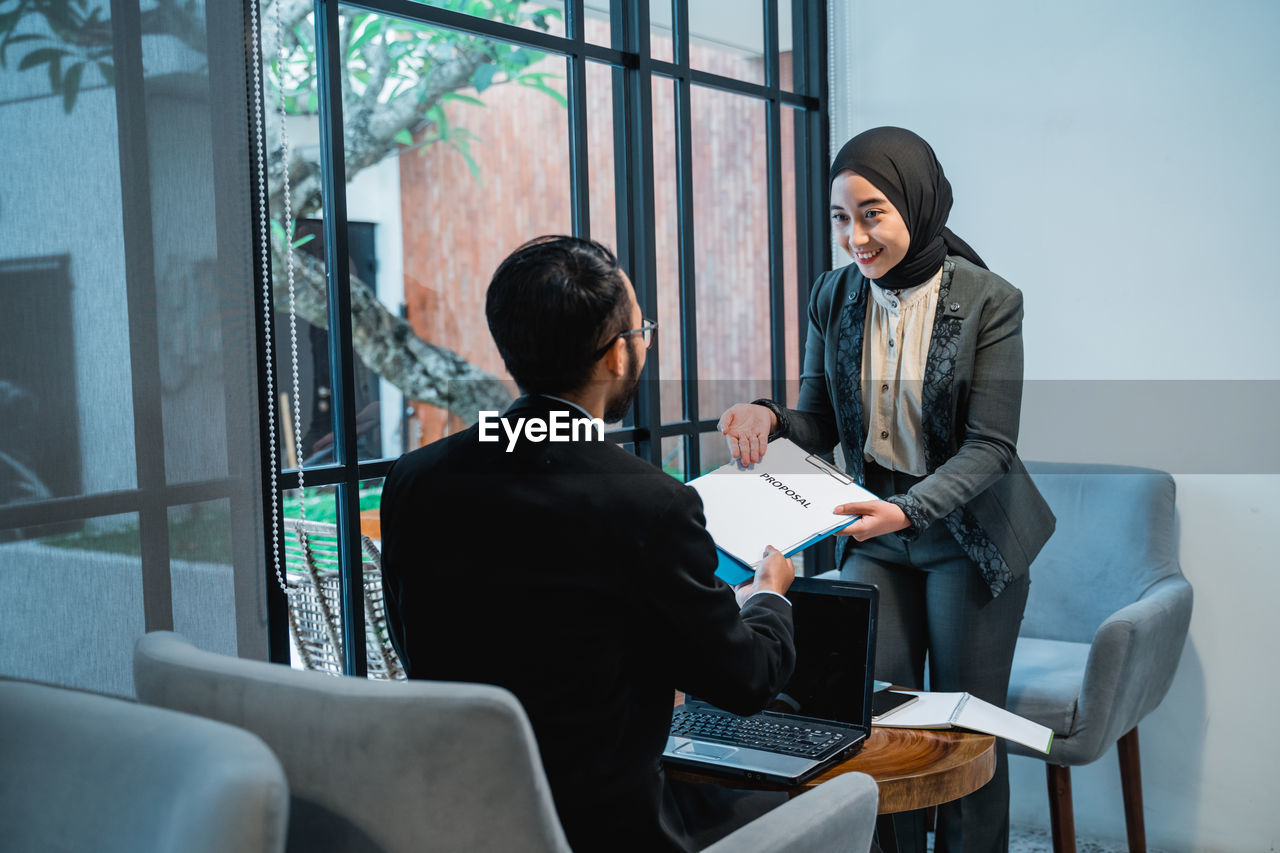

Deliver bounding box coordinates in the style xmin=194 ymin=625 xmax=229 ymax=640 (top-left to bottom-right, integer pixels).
xmin=380 ymin=395 xmax=795 ymax=852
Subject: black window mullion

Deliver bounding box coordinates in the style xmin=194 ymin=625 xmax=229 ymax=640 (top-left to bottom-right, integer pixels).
xmin=672 ymin=0 xmax=700 ymax=479
xmin=109 ymin=0 xmax=173 ymax=633
xmin=616 ymin=0 xmax=660 ymax=466
xmin=764 ymin=0 xmax=787 ymax=402
xmin=787 ymin=0 xmax=827 ymax=368
xmin=340 ymin=0 xmax=624 ymax=64
xmin=567 ymin=0 xmax=590 ymax=238
xmin=314 ymin=0 xmax=367 ymax=677
xmin=795 ymin=0 xmax=833 ymax=576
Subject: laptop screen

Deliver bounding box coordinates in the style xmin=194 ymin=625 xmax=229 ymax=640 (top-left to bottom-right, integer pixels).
xmin=688 ymin=576 xmax=877 ymax=728
xmin=778 ymin=577 xmax=876 ymax=727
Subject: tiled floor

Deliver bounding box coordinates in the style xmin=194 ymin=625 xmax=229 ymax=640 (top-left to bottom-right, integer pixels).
xmin=922 ymin=826 xmax=1161 ymax=852
xmin=1009 ymin=826 xmax=1128 ymax=852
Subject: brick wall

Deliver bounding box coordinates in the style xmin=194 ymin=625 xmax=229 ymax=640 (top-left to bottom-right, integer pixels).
xmin=399 ymin=23 xmax=800 ymax=449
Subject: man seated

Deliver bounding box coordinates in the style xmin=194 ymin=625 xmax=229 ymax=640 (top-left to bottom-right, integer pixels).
xmin=380 ymin=236 xmax=797 ymax=852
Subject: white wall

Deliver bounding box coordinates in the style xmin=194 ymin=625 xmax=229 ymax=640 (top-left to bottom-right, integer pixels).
xmin=831 ymin=0 xmax=1280 ymax=849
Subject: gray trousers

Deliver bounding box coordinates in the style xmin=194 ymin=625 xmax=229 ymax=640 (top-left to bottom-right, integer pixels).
xmin=840 ymin=465 xmax=1029 ymax=853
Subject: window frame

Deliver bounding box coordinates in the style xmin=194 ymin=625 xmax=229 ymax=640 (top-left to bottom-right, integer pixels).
xmin=258 ymin=0 xmax=831 ymax=672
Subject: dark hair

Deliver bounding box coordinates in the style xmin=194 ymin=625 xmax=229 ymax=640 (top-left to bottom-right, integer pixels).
xmin=485 ymin=236 xmax=632 ymax=396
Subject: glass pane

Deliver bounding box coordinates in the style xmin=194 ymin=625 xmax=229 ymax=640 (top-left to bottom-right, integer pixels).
xmin=0 ymin=19 xmax=135 ymax=497
xmin=408 ymin=0 xmax=566 ymax=37
xmin=0 ymin=514 xmax=145 ymax=696
xmin=697 ymin=430 xmax=732 ymax=477
xmin=169 ymin=500 xmax=237 ymax=658
xmin=688 ymin=0 xmax=765 ymax=85
xmin=262 ymin=0 xmax=332 ymax=468
xmin=778 ymin=0 xmax=794 ymax=91
xmin=278 ymin=479 xmax=403 ymax=679
xmin=692 ymin=86 xmax=773 ymax=421
xmin=650 ymin=0 xmax=673 ymax=62
xmin=357 ymin=476 xmax=401 ymax=680
xmin=335 ymin=7 xmax=570 ymax=456
xmin=587 ymin=60 xmax=618 ymax=252
xmin=583 ymin=0 xmax=613 ymax=48
xmin=661 ymin=435 xmax=686 ymax=481
xmin=651 ymin=77 xmax=684 ymax=426
xmin=280 ymin=485 xmax=341 ymax=673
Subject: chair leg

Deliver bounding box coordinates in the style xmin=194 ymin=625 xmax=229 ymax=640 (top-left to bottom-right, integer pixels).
xmin=1118 ymin=727 xmax=1147 ymax=852
xmin=1046 ymin=763 xmax=1076 ymax=853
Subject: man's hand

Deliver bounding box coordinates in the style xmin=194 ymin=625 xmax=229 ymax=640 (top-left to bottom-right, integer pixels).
xmin=718 ymin=403 xmax=775 ymax=466
xmin=734 ymin=545 xmax=794 ymax=606
xmin=832 ymin=500 xmax=910 ymax=541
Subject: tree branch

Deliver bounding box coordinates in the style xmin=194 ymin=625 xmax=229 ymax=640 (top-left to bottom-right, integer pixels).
xmin=270 ymin=242 xmax=513 ymax=422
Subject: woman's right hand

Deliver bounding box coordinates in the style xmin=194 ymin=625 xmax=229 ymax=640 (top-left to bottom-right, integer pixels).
xmin=718 ymin=403 xmax=776 ymax=466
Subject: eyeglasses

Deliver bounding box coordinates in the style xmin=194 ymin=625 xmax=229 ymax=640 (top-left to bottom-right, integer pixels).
xmin=593 ymin=318 xmax=658 ymax=360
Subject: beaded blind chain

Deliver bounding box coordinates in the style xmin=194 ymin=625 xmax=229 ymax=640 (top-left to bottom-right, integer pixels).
xmin=252 ymin=0 xmax=307 ymax=597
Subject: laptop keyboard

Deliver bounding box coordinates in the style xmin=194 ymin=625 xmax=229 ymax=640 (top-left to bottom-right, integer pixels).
xmin=669 ymin=706 xmax=849 ymax=758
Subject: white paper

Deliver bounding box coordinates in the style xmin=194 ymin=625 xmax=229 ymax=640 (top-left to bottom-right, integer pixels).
xmin=874 ymin=690 xmax=1053 ymax=754
xmin=687 ymin=438 xmax=878 ymax=568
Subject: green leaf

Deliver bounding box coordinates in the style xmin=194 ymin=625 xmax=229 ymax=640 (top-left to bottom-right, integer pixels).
xmin=348 ymin=14 xmax=380 ymax=53
xmin=393 ymin=129 xmax=413 ymax=145
xmin=505 ymin=46 xmax=540 ymax=70
xmin=62 ymin=61 xmax=84 ymax=113
xmin=471 ymin=63 xmax=496 ymax=93
xmin=291 ymin=233 xmax=316 ymax=249
xmin=442 ymin=92 xmax=486 ymax=108
xmin=518 ymin=74 xmax=567 ymax=108
xmin=456 ymin=143 xmax=482 ymax=185
xmin=17 ymin=46 xmax=68 ymax=71
xmin=270 ymin=220 xmax=286 ymax=242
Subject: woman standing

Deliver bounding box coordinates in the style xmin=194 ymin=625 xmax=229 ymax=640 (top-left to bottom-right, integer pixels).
xmin=719 ymin=126 xmax=1055 ymax=852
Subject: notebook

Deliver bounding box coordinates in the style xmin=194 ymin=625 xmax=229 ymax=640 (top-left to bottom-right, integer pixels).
xmin=662 ymin=577 xmax=878 ymax=785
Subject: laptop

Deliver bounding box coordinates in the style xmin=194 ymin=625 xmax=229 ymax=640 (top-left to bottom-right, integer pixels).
xmin=663 ymin=576 xmax=878 ymax=785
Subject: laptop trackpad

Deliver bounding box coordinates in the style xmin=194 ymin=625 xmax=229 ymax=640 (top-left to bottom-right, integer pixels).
xmin=674 ymin=741 xmax=737 ymax=761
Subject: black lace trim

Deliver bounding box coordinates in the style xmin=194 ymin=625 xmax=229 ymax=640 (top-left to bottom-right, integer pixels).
xmin=885 ymin=493 xmax=925 ymax=542
xmin=921 ymin=261 xmax=959 ymax=470
xmin=832 ymin=281 xmax=866 ymax=485
xmin=942 ymin=507 xmax=1015 ymax=597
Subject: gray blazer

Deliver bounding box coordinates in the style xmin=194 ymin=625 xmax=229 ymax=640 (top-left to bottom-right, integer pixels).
xmin=777 ymin=256 xmax=1055 ymax=596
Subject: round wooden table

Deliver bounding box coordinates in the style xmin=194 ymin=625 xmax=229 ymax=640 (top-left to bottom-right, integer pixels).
xmin=666 ymin=704 xmax=995 ymax=815
xmin=804 ymin=725 xmax=995 ymax=814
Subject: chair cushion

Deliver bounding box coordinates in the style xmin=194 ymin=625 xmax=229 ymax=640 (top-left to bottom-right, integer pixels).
xmin=1007 ymin=636 xmax=1089 ymax=737
xmin=1023 ymin=463 xmax=1178 ymax=642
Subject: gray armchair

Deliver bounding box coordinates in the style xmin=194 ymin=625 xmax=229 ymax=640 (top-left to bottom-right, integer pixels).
xmin=0 ymin=678 xmax=288 ymax=853
xmin=1007 ymin=462 xmax=1193 ymax=853
xmin=134 ymin=631 xmax=880 ymax=853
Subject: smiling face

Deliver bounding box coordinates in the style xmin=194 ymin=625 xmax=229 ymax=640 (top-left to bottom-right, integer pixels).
xmin=830 ymin=171 xmax=911 ymax=281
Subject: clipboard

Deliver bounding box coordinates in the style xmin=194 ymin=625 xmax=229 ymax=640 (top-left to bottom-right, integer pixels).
xmin=686 ymin=438 xmax=879 ymax=584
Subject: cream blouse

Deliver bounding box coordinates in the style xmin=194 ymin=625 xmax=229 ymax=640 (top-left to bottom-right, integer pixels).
xmin=861 ymin=265 xmax=943 ymax=475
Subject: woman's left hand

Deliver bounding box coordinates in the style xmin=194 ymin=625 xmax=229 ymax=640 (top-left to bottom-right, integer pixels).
xmin=832 ymin=500 xmax=910 ymax=541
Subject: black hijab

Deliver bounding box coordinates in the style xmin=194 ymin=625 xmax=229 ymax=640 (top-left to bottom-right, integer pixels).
xmin=829 ymin=126 xmax=987 ymax=290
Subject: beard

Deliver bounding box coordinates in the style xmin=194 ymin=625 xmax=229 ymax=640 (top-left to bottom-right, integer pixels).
xmin=602 ymin=338 xmax=643 ymax=423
